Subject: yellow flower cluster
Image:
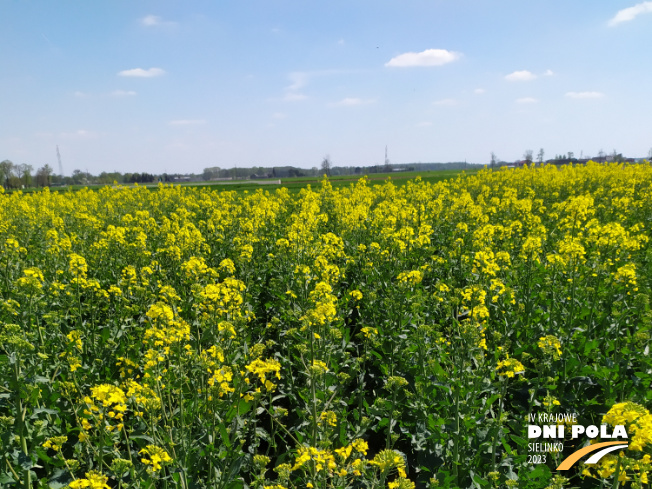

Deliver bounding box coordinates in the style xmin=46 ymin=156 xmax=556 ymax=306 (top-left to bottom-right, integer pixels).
xmin=67 ymin=471 xmax=110 ymax=489
xmin=603 ymin=402 xmax=652 ymax=451
xmin=81 ymin=384 xmax=127 ymax=432
xmin=139 ymin=444 xmax=173 ymax=472
xmin=246 ymin=357 xmax=282 ymax=391
xmin=538 ymin=335 xmax=562 ymax=360
xmin=496 ymin=357 xmax=525 ymax=378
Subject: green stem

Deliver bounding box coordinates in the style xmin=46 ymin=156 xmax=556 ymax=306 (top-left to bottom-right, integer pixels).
xmin=452 ymin=383 xmax=460 ymax=486
xmin=309 ymin=332 xmax=318 ymax=446
xmin=13 ymin=361 xmax=30 ymax=489
xmin=491 ymin=381 xmax=506 ymax=473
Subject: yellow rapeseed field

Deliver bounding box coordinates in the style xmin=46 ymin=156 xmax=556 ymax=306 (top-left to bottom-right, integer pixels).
xmin=2 ymin=162 xmax=652 ymax=489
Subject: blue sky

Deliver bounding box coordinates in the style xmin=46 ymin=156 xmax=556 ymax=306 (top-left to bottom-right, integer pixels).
xmin=2 ymin=1 xmax=652 ymax=174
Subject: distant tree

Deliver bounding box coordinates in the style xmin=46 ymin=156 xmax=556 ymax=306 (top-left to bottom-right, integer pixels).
xmin=567 ymin=151 xmax=574 ymax=160
xmin=537 ymin=148 xmax=545 ymax=164
xmin=203 ymin=166 xmax=220 ymax=181
xmin=72 ymin=169 xmax=84 ymax=184
xmin=35 ymin=164 xmax=53 ymax=187
xmin=648 ymin=148 xmax=652 ymax=160
xmin=288 ymin=169 xmax=305 ymax=177
xmin=354 ymin=167 xmax=362 ymax=174
xmin=0 ymin=160 xmax=14 ymax=188
xmin=321 ymin=155 xmax=332 ymax=176
xmin=490 ymin=152 xmax=498 ymax=169
xmin=17 ymin=164 xmax=33 ymax=187
xmin=523 ymin=150 xmax=533 ymax=164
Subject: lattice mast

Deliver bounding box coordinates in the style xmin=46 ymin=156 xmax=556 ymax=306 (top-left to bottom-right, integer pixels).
xmin=56 ymin=145 xmax=64 ymax=176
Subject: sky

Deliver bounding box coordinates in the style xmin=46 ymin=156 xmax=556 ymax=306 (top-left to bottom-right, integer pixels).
xmin=2 ymin=0 xmax=652 ymax=175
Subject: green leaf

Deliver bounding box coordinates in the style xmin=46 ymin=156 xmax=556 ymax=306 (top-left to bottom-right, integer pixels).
xmin=49 ymin=468 xmax=71 ymax=489
xmin=510 ymin=434 xmax=528 ymax=447
xmin=0 ymin=474 xmax=16 ymax=484
xmin=472 ymin=474 xmax=490 ymax=487
xmin=219 ymin=424 xmax=232 ymax=449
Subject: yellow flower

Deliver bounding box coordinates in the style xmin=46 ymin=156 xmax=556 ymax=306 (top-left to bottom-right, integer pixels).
xmin=538 ymin=335 xmax=562 ymax=359
xmin=140 ymin=445 xmax=173 ymax=472
xmin=42 ymin=436 xmax=67 ymax=452
xmin=320 ymin=411 xmax=337 ymax=427
xmin=496 ymin=357 xmax=525 ymax=378
xmin=349 ymin=290 xmax=363 ymax=300
xmin=370 ymin=449 xmax=406 ymax=476
xmin=245 ymin=358 xmax=282 ymax=389
xmin=67 ymin=471 xmax=110 ymax=489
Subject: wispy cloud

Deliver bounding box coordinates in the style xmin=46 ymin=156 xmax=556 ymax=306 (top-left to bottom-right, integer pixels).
xmin=60 ymin=129 xmax=97 ymax=139
xmin=516 ymin=97 xmax=538 ymax=104
xmin=74 ymin=91 xmax=90 ymax=98
xmin=118 ymin=67 xmax=165 ymax=78
xmin=474 ymin=88 xmax=486 ymax=94
xmin=505 ymin=70 xmax=537 ymax=81
xmin=283 ymin=93 xmax=308 ymax=102
xmin=287 ymin=72 xmax=309 ymax=91
xmin=141 ymin=15 xmax=176 ymax=27
xmin=433 ymin=98 xmax=458 ymax=106
xmin=385 ymin=49 xmax=461 ymax=67
xmin=565 ymin=91 xmax=605 ymax=99
xmin=609 ymin=2 xmax=652 ymax=26
xmin=282 ymin=70 xmax=343 ymax=102
xmin=168 ymin=119 xmax=206 ymax=126
xmin=544 ymin=69 xmax=554 ymax=76
xmin=337 ymin=39 xmax=345 ymax=45
xmin=272 ymin=112 xmax=287 ymax=119
xmin=415 ymin=121 xmax=433 ymax=127
xmin=110 ymin=90 xmax=137 ymax=97
xmin=332 ymin=97 xmax=375 ymax=107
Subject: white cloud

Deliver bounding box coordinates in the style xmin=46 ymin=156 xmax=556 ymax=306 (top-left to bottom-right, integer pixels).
xmin=141 ymin=15 xmax=176 ymax=27
xmin=110 ymin=90 xmax=137 ymax=97
xmin=505 ymin=70 xmax=537 ymax=81
xmin=118 ymin=67 xmax=165 ymax=77
xmin=385 ymin=49 xmax=460 ymax=67
xmin=474 ymin=88 xmax=486 ymax=94
xmin=168 ymin=119 xmax=206 ymax=126
xmin=333 ymin=97 xmax=375 ymax=106
xmin=516 ymin=97 xmax=538 ymax=104
xmin=338 ymin=39 xmax=345 ymax=45
xmin=142 ymin=15 xmax=162 ymax=26
xmin=416 ymin=121 xmax=433 ymax=127
xmin=60 ymin=129 xmax=97 ymax=139
xmin=544 ymin=69 xmax=554 ymax=76
xmin=272 ymin=112 xmax=287 ymax=119
xmin=74 ymin=91 xmax=90 ymax=98
xmin=282 ymin=70 xmax=343 ymax=102
xmin=609 ymin=2 xmax=652 ymax=26
xmin=283 ymin=93 xmax=308 ymax=102
xmin=287 ymin=72 xmax=309 ymax=91
xmin=565 ymin=91 xmax=605 ymax=99
xmin=433 ymin=98 xmax=457 ymax=106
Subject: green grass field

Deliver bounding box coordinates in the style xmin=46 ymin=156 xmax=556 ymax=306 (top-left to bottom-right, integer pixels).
xmin=21 ymin=169 xmax=479 ymax=195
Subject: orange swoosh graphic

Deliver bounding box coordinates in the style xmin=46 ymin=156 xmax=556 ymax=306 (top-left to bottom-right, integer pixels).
xmin=557 ymin=441 xmax=628 ymax=470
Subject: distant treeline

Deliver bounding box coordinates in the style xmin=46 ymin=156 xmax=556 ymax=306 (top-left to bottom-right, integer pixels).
xmin=0 ymin=159 xmax=486 ymax=188
xmin=200 ymin=161 xmax=483 ymax=180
